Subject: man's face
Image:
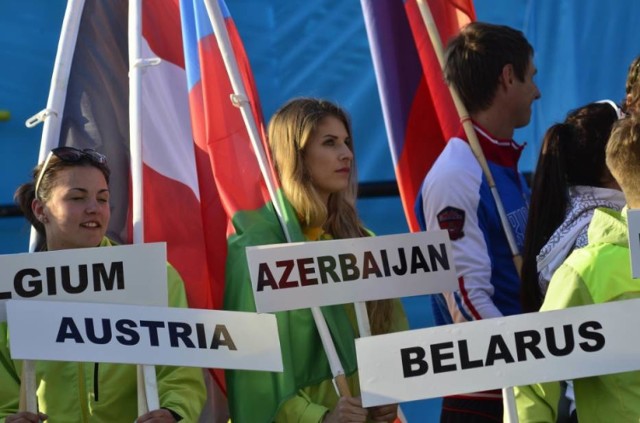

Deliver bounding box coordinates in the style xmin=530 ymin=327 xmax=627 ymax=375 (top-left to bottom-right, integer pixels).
xmin=511 ymin=58 xmax=541 ymax=128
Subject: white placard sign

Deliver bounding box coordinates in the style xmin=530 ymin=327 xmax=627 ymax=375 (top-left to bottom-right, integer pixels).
xmin=7 ymin=299 xmax=283 ymax=372
xmin=0 ymin=243 xmax=169 ymax=322
xmin=357 ymin=299 xmax=640 ymax=407
xmin=246 ymin=230 xmax=457 ymax=312
xmin=628 ymin=209 xmax=640 ymax=278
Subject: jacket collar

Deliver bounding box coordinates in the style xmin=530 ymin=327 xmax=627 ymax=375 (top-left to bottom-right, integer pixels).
xmin=587 ymin=207 xmax=629 ymax=247
xmin=457 ymin=121 xmax=524 ymax=168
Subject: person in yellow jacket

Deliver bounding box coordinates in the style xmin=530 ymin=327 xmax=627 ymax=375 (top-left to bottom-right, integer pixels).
xmin=1 ymin=147 xmax=205 ymax=422
xmin=514 ymin=114 xmax=640 ymax=422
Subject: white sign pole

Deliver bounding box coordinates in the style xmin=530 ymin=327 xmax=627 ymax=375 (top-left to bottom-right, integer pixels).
xmin=357 ymin=299 xmax=640 ymax=407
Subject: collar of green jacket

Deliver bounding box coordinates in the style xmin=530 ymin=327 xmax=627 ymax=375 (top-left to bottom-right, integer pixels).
xmin=587 ymin=207 xmax=628 ymax=247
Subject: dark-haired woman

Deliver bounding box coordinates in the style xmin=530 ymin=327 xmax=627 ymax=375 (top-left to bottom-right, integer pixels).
xmin=518 ymin=101 xmax=624 ymax=422
xmin=1 ymin=147 xmax=205 ymax=423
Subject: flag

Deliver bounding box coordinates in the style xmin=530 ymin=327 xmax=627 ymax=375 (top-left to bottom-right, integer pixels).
xmin=361 ymin=0 xmax=475 ymax=232
xmin=56 ymin=0 xmax=265 ymax=417
xmin=53 ymin=1 xmax=359 ymax=422
xmin=57 ymin=0 xmax=219 ymax=317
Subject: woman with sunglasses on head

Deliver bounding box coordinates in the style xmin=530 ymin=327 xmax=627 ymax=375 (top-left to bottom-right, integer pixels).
xmin=1 ymin=147 xmax=206 ymax=423
xmin=224 ymin=98 xmax=408 ymax=423
xmin=517 ymin=101 xmax=625 ymax=422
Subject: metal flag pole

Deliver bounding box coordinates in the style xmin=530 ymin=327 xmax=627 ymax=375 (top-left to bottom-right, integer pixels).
xmin=21 ymin=0 xmax=87 ymax=417
xmin=128 ymin=0 xmax=161 ymax=414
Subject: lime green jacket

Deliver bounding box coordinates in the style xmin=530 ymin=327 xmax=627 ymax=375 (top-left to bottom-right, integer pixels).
xmin=273 ymin=229 xmax=409 ymax=422
xmin=224 ymin=200 xmax=408 ymax=423
xmin=0 ymin=238 xmax=206 ymax=422
xmin=275 ymin=300 xmax=408 ymax=422
xmin=515 ymin=208 xmax=640 ymax=422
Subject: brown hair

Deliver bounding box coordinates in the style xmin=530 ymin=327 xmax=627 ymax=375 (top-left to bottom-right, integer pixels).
xmin=444 ymin=21 xmax=534 ymax=114
xmin=14 ymin=154 xmax=111 ymax=240
xmin=606 ymin=115 xmax=640 ymax=206
xmin=267 ymin=98 xmax=393 ymax=334
xmin=521 ymin=102 xmax=619 ymax=312
xmin=624 ymin=55 xmax=640 ymax=115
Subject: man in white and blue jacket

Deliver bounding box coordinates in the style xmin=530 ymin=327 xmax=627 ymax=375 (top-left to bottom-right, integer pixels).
xmin=415 ymin=21 xmax=540 ymax=423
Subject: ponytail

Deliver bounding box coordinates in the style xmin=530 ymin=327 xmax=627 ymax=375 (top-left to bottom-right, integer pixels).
xmin=14 ymin=181 xmax=46 ymax=237
xmin=521 ymin=123 xmax=571 ymax=312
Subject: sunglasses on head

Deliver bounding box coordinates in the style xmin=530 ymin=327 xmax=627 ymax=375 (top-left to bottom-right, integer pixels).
xmin=596 ymin=99 xmax=626 ymax=120
xmin=34 ymin=147 xmax=107 ymax=201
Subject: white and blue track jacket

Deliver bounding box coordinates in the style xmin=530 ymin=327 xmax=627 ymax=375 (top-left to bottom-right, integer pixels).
xmin=416 ymin=124 xmax=529 ymax=325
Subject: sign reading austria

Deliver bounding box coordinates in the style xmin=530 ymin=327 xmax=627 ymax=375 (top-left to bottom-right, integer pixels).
xmin=0 ymin=243 xmax=168 ymax=321
xmin=356 ymin=299 xmax=640 ymax=407
xmin=246 ymin=231 xmax=457 ymax=312
xmin=7 ymin=300 xmax=282 ymax=372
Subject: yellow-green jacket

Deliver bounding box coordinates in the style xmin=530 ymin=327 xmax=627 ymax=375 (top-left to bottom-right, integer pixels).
xmin=274 ymin=229 xmax=409 ymax=422
xmin=515 ymin=208 xmax=640 ymax=422
xmin=0 ymin=238 xmax=206 ymax=422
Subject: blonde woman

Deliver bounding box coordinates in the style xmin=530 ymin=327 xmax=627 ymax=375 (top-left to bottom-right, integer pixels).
xmin=225 ymin=98 xmax=407 ymax=423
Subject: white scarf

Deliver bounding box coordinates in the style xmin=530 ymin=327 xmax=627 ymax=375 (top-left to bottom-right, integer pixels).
xmin=536 ymin=185 xmax=626 ymax=295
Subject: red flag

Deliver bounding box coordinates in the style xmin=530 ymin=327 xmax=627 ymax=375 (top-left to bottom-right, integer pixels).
xmin=140 ymin=0 xmax=271 ymax=399
xmin=139 ymin=0 xmax=270 ymax=311
xmin=362 ymin=0 xmax=475 ymax=232
xmin=56 ymin=0 xmax=268 ymax=412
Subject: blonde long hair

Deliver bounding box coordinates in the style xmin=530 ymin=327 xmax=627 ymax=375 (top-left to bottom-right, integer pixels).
xmin=267 ymin=98 xmax=393 ymax=334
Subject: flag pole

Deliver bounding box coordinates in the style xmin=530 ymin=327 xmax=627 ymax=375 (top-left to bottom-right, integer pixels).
xmin=415 ymin=1 xmax=521 ymax=420
xmin=203 ymin=0 xmax=351 ymax=397
xmin=128 ymin=0 xmax=161 ymax=414
xmin=415 ymin=0 xmax=523 ymax=275
xmin=20 ymin=0 xmax=87 ymax=416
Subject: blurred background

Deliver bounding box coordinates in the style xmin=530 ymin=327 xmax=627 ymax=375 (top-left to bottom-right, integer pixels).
xmin=2 ymin=1 xmax=639 ymax=252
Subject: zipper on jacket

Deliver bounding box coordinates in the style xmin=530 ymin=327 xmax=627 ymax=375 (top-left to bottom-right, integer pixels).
xmin=93 ymin=363 xmax=99 ymax=401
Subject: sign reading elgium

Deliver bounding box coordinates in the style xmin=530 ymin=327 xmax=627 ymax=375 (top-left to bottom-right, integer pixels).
xmin=356 ymin=299 xmax=640 ymax=407
xmin=0 ymin=243 xmax=169 ymax=321
xmin=7 ymin=300 xmax=283 ymax=372
xmin=628 ymin=209 xmax=640 ymax=278
xmin=246 ymin=230 xmax=457 ymax=312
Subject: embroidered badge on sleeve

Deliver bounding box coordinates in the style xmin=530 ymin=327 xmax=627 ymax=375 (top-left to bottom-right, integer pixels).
xmin=437 ymin=206 xmax=465 ymax=240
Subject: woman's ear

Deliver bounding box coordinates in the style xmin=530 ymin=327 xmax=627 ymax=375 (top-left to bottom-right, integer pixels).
xmin=32 ymin=198 xmax=48 ymax=223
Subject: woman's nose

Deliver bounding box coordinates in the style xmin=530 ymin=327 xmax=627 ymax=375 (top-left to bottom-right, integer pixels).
xmin=340 ymin=144 xmax=353 ymax=161
xmin=85 ymin=199 xmax=99 ymax=213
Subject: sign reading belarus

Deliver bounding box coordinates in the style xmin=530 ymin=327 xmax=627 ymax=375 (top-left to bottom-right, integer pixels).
xmin=246 ymin=230 xmax=457 ymax=312
xmin=0 ymin=243 xmax=168 ymax=321
xmin=7 ymin=299 xmax=282 ymax=372
xmin=356 ymin=299 xmax=640 ymax=407
xmin=628 ymin=209 xmax=640 ymax=278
